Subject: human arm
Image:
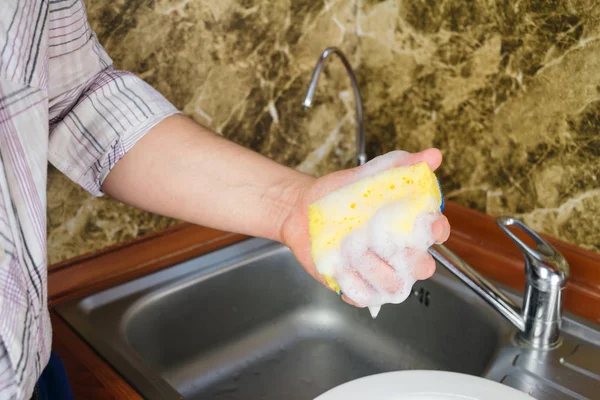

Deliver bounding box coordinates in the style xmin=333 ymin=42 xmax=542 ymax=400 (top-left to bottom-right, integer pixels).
xmin=101 ymin=114 xmax=450 ymax=305
xmin=101 ymin=114 xmax=314 ymax=243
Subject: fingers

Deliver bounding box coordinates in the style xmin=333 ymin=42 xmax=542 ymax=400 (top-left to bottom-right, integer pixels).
xmin=411 ymin=251 xmax=437 ymax=280
xmin=431 ymin=214 xmax=451 ymax=244
xmin=337 ymin=250 xmax=434 ymax=307
xmin=356 ymin=148 xmax=443 ymax=178
xmin=342 ymin=294 xmax=365 ymax=308
xmin=388 ymin=148 xmax=443 ymax=172
xmin=415 ymin=148 xmax=443 ymax=171
xmin=357 ymin=250 xmax=404 ymax=294
xmin=336 ymin=269 xmax=373 ymax=307
xmin=410 ymin=214 xmax=446 ymax=279
xmin=332 ymin=246 xmax=435 ymax=309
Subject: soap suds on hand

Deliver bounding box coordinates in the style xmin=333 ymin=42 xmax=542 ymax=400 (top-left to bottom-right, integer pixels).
xmin=354 ymin=151 xmax=411 ymax=180
xmin=308 ymin=156 xmax=443 ymax=318
xmin=320 ymin=200 xmax=439 ymax=318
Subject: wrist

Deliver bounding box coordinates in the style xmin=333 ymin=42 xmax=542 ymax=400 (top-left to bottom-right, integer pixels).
xmin=273 ymin=172 xmax=314 ymax=245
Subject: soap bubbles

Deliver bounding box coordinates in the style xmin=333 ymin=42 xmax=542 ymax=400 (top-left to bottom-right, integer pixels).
xmin=334 ymin=199 xmax=440 ymax=317
xmin=308 ymin=149 xmax=447 ymax=318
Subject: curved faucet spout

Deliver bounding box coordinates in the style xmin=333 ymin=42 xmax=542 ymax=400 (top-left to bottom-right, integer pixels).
xmin=302 ymin=47 xmax=366 ymax=167
xmin=429 ymin=244 xmax=526 ymax=332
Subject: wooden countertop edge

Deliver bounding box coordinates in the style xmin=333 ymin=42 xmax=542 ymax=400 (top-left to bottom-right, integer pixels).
xmin=51 ymin=311 xmax=144 ymax=400
xmin=48 ymin=200 xmax=600 ymax=399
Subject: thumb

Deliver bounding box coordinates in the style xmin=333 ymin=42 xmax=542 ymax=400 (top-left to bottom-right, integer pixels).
xmin=355 ymin=149 xmax=443 ymax=179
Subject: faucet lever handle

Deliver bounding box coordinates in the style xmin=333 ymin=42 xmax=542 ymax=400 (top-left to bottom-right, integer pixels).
xmin=497 ymin=217 xmax=570 ymax=286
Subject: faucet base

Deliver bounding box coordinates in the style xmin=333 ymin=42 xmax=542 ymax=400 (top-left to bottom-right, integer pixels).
xmin=515 ymin=332 xmax=563 ymax=351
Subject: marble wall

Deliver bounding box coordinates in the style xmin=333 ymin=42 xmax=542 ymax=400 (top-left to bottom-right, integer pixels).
xmin=47 ymin=0 xmax=600 ymax=264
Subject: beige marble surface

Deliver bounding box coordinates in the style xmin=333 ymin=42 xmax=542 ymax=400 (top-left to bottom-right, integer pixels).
xmin=356 ymin=0 xmax=600 ymax=253
xmin=47 ymin=0 xmax=600 ymax=264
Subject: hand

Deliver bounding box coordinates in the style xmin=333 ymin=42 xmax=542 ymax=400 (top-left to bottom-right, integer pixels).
xmin=281 ymin=148 xmax=451 ymax=307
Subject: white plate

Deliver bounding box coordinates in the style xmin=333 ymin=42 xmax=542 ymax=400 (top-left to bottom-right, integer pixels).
xmin=314 ymin=370 xmax=534 ymax=400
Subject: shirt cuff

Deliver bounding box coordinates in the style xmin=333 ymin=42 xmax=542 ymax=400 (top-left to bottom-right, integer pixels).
xmin=48 ymin=68 xmax=181 ymax=196
xmin=81 ymin=107 xmax=180 ymax=196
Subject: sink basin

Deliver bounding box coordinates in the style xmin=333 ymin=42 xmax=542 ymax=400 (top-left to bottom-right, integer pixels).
xmin=56 ymin=238 xmax=600 ymax=399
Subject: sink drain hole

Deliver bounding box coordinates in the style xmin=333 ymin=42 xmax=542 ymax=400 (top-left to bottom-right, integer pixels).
xmin=414 ymin=287 xmax=431 ymax=307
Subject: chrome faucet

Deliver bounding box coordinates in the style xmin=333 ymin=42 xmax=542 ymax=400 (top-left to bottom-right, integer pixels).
xmin=302 ymin=47 xmax=367 ymax=167
xmin=429 ymin=217 xmax=570 ymax=349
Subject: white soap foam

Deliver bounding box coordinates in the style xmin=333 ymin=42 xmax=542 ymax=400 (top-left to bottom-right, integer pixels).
xmin=316 ymin=249 xmax=342 ymax=277
xmin=314 ymin=196 xmax=440 ymax=318
xmin=355 ymin=151 xmax=411 ymax=179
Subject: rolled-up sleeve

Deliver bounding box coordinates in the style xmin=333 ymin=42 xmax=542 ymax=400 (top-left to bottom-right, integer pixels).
xmin=48 ymin=67 xmax=179 ymax=196
xmin=47 ymin=27 xmax=180 ymax=196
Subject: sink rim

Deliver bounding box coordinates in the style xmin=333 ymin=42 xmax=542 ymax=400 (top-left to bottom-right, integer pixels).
xmin=56 ymin=238 xmax=511 ymax=399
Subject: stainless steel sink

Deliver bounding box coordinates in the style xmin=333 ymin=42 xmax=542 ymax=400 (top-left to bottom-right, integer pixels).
xmin=56 ymin=238 xmax=600 ymax=399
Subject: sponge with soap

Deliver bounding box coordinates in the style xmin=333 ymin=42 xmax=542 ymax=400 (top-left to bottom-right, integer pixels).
xmin=308 ymin=161 xmax=443 ymax=317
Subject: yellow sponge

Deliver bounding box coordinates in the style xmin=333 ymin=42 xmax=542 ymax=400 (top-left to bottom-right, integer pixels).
xmin=308 ymin=161 xmax=443 ymax=294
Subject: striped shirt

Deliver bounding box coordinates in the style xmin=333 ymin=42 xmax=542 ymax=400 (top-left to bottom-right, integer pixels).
xmin=0 ymin=1 xmax=179 ymax=398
